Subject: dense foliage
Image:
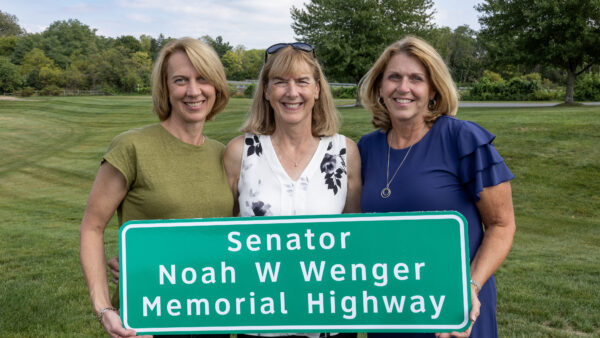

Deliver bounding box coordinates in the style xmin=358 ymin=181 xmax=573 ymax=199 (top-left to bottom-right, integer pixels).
xmin=464 ymin=72 xmax=564 ymax=101
xmin=476 ymin=0 xmax=600 ymax=103
xmin=0 ymin=5 xmax=599 ymax=101
xmin=291 ymin=0 xmax=435 ymax=83
xmin=574 ymin=73 xmax=600 ymax=101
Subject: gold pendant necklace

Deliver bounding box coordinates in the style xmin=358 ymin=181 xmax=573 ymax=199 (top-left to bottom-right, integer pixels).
xmin=381 ymin=133 xmax=413 ymax=199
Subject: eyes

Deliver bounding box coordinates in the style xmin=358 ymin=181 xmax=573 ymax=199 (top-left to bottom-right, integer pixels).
xmin=387 ymin=73 xmax=425 ymax=83
xmin=172 ymin=76 xmax=208 ymax=85
xmin=272 ymin=77 xmax=313 ymax=87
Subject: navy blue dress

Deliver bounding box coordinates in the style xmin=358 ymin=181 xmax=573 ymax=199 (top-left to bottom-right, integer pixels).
xmin=358 ymin=116 xmax=514 ymax=338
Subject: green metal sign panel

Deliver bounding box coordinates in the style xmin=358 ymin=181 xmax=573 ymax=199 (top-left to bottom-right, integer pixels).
xmin=119 ymin=212 xmax=471 ymax=335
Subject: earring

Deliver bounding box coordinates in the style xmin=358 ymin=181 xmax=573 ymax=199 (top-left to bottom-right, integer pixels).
xmin=428 ymin=98 xmax=436 ymax=110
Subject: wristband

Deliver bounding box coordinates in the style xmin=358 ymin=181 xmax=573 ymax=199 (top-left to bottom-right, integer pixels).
xmin=470 ymin=279 xmax=482 ymax=293
xmin=97 ymin=307 xmax=118 ymax=324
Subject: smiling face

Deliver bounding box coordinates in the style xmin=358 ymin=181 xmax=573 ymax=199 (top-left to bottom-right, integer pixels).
xmin=166 ymin=51 xmax=216 ymax=125
xmin=379 ymin=52 xmax=436 ymax=125
xmin=264 ymin=60 xmax=320 ymax=128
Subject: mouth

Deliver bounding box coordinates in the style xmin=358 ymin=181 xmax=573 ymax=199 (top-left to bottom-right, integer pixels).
xmin=185 ymin=100 xmax=206 ymax=108
xmin=393 ymin=98 xmax=413 ymax=104
xmin=282 ymin=102 xmax=303 ymax=109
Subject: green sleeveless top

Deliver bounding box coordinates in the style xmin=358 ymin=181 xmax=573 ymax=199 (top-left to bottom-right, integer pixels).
xmin=103 ymin=123 xmax=233 ymax=225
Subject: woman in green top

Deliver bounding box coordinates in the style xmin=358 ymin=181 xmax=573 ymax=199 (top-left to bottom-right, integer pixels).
xmin=80 ymin=37 xmax=233 ymax=338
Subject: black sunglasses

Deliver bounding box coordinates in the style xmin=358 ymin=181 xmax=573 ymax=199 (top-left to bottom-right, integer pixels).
xmin=264 ymin=42 xmax=315 ymax=62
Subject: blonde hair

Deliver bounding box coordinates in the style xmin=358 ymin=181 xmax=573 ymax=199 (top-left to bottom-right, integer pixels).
xmin=152 ymin=37 xmax=229 ymax=121
xmin=360 ymin=36 xmax=458 ymax=130
xmin=241 ymin=46 xmax=339 ymax=136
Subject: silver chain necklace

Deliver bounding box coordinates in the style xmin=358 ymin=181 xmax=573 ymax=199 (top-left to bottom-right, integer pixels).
xmin=381 ymin=133 xmax=413 ymax=199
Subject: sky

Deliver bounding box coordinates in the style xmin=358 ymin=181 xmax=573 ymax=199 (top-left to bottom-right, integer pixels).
xmin=1 ymin=0 xmax=482 ymax=50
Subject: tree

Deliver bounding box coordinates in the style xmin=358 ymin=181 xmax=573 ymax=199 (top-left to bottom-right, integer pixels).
xmin=291 ymin=0 xmax=435 ymax=83
xmin=139 ymin=34 xmax=153 ymax=53
xmin=0 ymin=10 xmax=24 ymax=36
xmin=0 ymin=56 xmax=22 ymax=92
xmin=430 ymin=25 xmax=483 ymax=84
xmin=149 ymin=34 xmax=174 ymax=61
xmin=201 ymin=35 xmax=233 ymax=58
xmin=241 ymin=49 xmax=263 ymax=80
xmin=10 ymin=33 xmax=43 ymax=65
xmin=477 ymin=0 xmax=600 ymax=103
xmin=41 ymin=19 xmax=98 ymax=69
xmin=64 ymin=62 xmax=87 ymax=90
xmin=221 ymin=47 xmax=263 ymax=80
xmin=0 ymin=36 xmax=18 ymax=57
xmin=115 ymin=35 xmax=142 ymax=55
xmin=221 ymin=47 xmax=245 ymax=80
xmin=20 ymin=48 xmax=60 ymax=89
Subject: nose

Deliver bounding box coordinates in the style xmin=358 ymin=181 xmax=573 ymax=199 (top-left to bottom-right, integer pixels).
xmin=285 ymin=81 xmax=299 ymax=97
xmin=396 ymin=77 xmax=410 ymax=93
xmin=187 ymin=80 xmax=201 ymax=96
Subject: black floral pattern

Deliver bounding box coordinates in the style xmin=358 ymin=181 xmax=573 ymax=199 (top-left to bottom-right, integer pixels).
xmin=250 ymin=201 xmax=271 ymax=216
xmin=245 ymin=135 xmax=262 ymax=157
xmin=320 ymin=141 xmax=347 ymax=195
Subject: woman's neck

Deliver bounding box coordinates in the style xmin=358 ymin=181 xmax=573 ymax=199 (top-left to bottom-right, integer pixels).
xmin=271 ymin=123 xmax=316 ymax=148
xmin=388 ymin=120 xmax=430 ymax=149
xmin=270 ymin=124 xmax=319 ymax=180
xmin=160 ymin=118 xmax=206 ymax=146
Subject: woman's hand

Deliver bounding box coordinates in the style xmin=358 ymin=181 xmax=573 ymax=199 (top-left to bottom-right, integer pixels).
xmin=436 ymin=181 xmax=515 ymax=337
xmin=435 ymin=284 xmax=481 ymax=337
xmin=107 ymin=255 xmax=120 ymax=285
xmin=101 ymin=309 xmax=153 ymax=338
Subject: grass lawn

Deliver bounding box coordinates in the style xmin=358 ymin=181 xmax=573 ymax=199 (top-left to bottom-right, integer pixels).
xmin=0 ymin=96 xmax=598 ymax=337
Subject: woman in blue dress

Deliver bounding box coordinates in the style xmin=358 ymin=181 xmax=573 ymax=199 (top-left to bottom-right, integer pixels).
xmin=358 ymin=36 xmax=516 ymax=338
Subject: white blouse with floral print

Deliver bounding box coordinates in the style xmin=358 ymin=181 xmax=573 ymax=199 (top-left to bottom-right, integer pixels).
xmin=238 ymin=133 xmax=348 ymax=217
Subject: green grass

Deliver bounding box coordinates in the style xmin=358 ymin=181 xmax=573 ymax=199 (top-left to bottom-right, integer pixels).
xmin=0 ymin=96 xmax=598 ymax=337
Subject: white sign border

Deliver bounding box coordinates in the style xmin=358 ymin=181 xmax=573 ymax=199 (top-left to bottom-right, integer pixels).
xmin=120 ymin=213 xmax=470 ymax=333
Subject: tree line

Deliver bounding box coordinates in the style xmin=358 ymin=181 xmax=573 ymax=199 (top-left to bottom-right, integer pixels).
xmin=1 ymin=0 xmax=599 ymax=103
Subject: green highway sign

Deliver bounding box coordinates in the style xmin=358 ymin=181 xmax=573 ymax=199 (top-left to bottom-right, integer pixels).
xmin=119 ymin=212 xmax=471 ymax=335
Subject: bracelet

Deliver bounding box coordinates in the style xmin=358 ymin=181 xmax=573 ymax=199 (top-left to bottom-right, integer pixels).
xmin=97 ymin=307 xmax=118 ymax=324
xmin=470 ymin=279 xmax=482 ymax=293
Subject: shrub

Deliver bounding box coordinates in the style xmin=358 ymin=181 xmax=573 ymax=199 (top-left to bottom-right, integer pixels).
xmin=100 ymin=86 xmax=118 ymax=95
xmin=244 ymin=83 xmax=256 ymax=98
xmin=20 ymin=87 xmax=35 ymax=97
xmin=504 ymin=77 xmax=541 ymax=100
xmin=331 ymin=86 xmax=357 ymax=99
xmin=482 ymin=70 xmax=503 ymax=83
xmin=574 ymin=73 xmax=600 ymax=101
xmin=464 ymin=73 xmax=544 ymax=101
xmin=39 ymin=85 xmax=62 ymax=96
xmin=533 ymin=88 xmax=564 ymax=101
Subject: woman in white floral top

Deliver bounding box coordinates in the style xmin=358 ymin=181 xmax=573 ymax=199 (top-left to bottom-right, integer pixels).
xmin=224 ymin=43 xmax=361 ymax=220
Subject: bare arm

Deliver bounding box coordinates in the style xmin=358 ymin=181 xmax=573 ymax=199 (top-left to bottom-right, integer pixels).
xmin=471 ymin=181 xmax=516 ymax=288
xmin=223 ymin=135 xmax=244 ymax=216
xmin=343 ymin=137 xmax=362 ymax=213
xmin=79 ymin=162 xmax=139 ymax=337
xmin=438 ymin=181 xmax=516 ymax=338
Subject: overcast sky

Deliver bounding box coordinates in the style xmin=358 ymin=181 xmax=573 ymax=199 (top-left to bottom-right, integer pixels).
xmin=1 ymin=0 xmax=482 ymax=50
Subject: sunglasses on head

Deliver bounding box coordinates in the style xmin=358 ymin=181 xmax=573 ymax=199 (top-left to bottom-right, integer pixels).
xmin=264 ymin=42 xmax=315 ymax=62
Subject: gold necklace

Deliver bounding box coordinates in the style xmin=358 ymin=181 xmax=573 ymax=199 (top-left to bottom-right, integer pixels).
xmin=381 ymin=132 xmax=413 ymax=199
xmin=274 ymin=137 xmax=316 ymax=167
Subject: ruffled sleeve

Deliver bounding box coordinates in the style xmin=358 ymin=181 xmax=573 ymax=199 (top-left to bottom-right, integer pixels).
xmin=456 ymin=120 xmax=514 ymax=201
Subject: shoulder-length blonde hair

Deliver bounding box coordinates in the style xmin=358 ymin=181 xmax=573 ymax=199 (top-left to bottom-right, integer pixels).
xmin=241 ymin=45 xmax=339 ymax=136
xmin=152 ymin=37 xmax=229 ymax=121
xmin=360 ymin=36 xmax=458 ymax=131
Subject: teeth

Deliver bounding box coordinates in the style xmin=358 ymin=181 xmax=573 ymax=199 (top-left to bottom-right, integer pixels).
xmin=186 ymin=102 xmax=203 ymax=107
xmin=284 ymin=103 xmax=301 ymax=108
xmin=394 ymin=99 xmax=412 ymax=103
